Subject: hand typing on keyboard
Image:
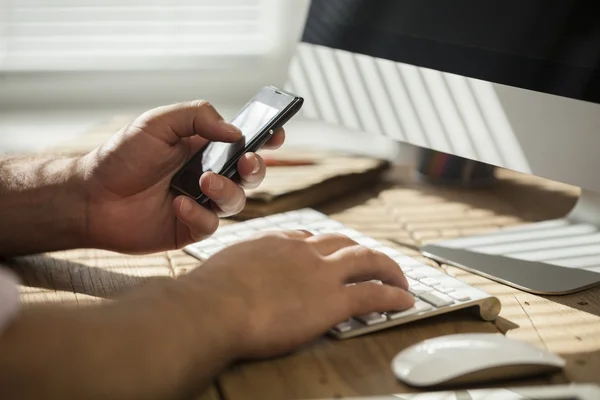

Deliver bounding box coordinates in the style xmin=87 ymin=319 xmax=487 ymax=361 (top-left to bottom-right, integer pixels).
xmin=177 ymin=229 xmax=414 ymax=358
xmin=185 ymin=209 xmax=502 ymax=339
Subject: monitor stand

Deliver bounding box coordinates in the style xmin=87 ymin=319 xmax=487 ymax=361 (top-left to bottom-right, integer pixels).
xmin=421 ymin=189 xmax=600 ymax=295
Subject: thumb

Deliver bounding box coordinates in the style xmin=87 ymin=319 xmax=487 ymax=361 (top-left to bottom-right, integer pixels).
xmin=139 ymin=100 xmax=242 ymax=145
xmin=173 ymin=195 xmax=220 ymax=244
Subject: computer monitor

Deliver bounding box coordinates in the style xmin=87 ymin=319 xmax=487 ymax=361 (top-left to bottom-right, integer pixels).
xmin=295 ymin=0 xmax=600 ymax=295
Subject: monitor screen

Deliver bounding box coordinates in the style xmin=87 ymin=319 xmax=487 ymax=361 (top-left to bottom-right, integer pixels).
xmin=302 ymin=0 xmax=600 ymax=104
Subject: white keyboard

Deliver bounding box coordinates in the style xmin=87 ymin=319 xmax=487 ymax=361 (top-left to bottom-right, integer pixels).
xmin=184 ymin=208 xmax=501 ymax=339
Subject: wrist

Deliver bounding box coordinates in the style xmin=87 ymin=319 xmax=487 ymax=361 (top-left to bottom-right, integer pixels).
xmin=0 ymin=155 xmax=89 ymax=255
xmin=167 ymin=276 xmax=247 ymax=365
xmin=65 ymin=156 xmax=91 ymax=248
xmin=43 ymin=155 xmax=90 ymax=250
xmin=123 ymin=276 xmax=242 ymax=391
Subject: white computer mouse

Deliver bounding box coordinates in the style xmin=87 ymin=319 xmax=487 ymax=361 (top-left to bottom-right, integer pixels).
xmin=391 ymin=333 xmax=565 ymax=388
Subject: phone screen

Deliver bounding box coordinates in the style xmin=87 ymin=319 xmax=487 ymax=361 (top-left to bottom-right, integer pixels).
xmin=200 ymin=100 xmax=279 ymax=175
xmin=171 ymin=86 xmax=302 ymax=201
xmin=173 ymin=99 xmax=281 ymax=198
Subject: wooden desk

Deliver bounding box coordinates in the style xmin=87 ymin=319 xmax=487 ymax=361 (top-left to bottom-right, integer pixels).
xmin=7 ymin=159 xmax=600 ymax=399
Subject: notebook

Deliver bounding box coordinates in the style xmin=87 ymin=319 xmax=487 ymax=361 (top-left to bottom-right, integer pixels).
xmin=237 ymin=149 xmax=389 ymax=219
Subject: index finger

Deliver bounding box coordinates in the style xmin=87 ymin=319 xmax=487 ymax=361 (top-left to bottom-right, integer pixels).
xmin=327 ymin=245 xmax=409 ymax=290
xmin=137 ymin=100 xmax=242 ymax=145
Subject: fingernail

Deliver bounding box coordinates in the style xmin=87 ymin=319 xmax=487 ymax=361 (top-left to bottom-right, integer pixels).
xmin=209 ymin=173 xmax=224 ymax=191
xmin=252 ymin=156 xmax=261 ymax=174
xmin=180 ymin=197 xmax=192 ymax=214
xmin=218 ymin=120 xmax=242 ymax=135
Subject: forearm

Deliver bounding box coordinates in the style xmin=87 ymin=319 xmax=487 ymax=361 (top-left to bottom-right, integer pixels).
xmin=0 ymin=280 xmax=233 ymax=400
xmin=0 ymin=155 xmax=87 ymax=255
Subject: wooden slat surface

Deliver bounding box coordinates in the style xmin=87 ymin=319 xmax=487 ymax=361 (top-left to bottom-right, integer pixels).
xmin=213 ymin=166 xmax=600 ymax=399
xmin=9 ymin=117 xmax=600 ymax=398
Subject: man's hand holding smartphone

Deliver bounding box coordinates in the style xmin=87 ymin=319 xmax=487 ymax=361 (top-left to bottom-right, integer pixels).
xmin=80 ymin=97 xmax=286 ymax=254
xmin=170 ymin=86 xmax=303 ymax=205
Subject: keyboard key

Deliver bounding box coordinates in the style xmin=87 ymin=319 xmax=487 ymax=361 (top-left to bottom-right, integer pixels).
xmin=357 ymin=312 xmax=387 ymax=325
xmin=283 ymin=210 xmax=303 ymax=219
xmin=309 ymin=220 xmax=345 ymax=231
xmin=419 ymin=292 xmax=454 ymax=307
xmin=406 ymin=278 xmax=419 ymax=287
xmin=406 ymin=271 xmax=427 ymax=280
xmin=217 ymin=234 xmax=241 ymax=244
xmin=316 ymin=227 xmax=347 ymax=234
xmin=388 ymin=300 xmax=433 ymax=320
xmin=450 ymin=292 xmax=471 ymax=301
xmin=261 ymin=227 xmax=286 ymax=233
xmin=246 ymin=218 xmax=272 ymax=228
xmin=354 ymin=237 xmax=382 ymax=248
xmin=215 ymin=224 xmax=239 ymax=234
xmin=196 ymin=238 xmax=220 ymax=248
xmin=280 ymin=223 xmax=309 ymax=230
xmin=334 ymin=320 xmax=354 ymax=333
xmin=337 ymin=228 xmax=363 ymax=238
xmin=419 ymin=278 xmax=440 ymax=287
xmin=393 ymin=256 xmax=423 ymax=266
xmin=408 ymin=284 xmax=431 ymax=295
xmin=375 ymin=247 xmax=402 ymax=257
xmin=236 ymin=230 xmax=258 ymax=239
xmin=298 ymin=209 xmax=326 ymax=221
xmin=266 ymin=214 xmax=292 ymax=223
xmin=435 ymin=286 xmax=456 ymax=294
xmin=203 ymin=244 xmax=225 ymax=254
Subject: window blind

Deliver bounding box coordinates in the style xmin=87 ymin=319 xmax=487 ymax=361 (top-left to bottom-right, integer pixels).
xmin=0 ymin=0 xmax=273 ymax=71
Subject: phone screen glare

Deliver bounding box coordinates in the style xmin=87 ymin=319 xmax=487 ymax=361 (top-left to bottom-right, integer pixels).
xmin=199 ymin=101 xmax=279 ymax=174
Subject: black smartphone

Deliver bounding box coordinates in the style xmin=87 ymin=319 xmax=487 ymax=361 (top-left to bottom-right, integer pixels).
xmin=170 ymin=86 xmax=304 ymax=204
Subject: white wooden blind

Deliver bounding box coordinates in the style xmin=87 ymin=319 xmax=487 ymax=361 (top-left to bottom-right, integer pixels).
xmin=0 ymin=0 xmax=275 ymax=71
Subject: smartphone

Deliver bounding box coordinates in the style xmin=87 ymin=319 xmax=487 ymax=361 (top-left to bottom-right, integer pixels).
xmin=170 ymin=86 xmax=304 ymax=204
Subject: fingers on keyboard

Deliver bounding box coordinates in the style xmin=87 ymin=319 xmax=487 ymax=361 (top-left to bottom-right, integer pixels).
xmin=330 ymin=245 xmax=409 ymax=289
xmin=186 ymin=209 xmax=495 ymax=339
xmin=388 ymin=300 xmax=433 ymax=320
xmin=307 ymin=233 xmax=359 ymax=256
xmin=344 ymin=282 xmax=415 ymax=316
